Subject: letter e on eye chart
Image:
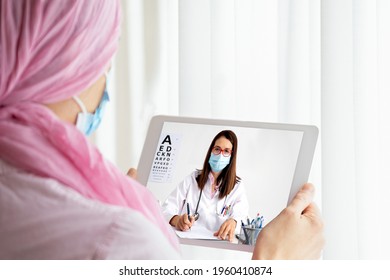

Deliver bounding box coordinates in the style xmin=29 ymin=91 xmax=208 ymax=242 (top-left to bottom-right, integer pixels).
xmin=149 ymin=133 xmax=182 ymax=183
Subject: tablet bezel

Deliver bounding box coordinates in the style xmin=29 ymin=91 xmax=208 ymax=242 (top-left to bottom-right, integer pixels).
xmin=137 ymin=115 xmax=318 ymax=252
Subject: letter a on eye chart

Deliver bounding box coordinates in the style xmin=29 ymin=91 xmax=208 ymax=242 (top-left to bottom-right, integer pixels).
xmin=149 ymin=133 xmax=182 ymax=183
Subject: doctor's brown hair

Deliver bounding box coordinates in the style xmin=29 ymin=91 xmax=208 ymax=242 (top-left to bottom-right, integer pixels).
xmin=196 ymin=130 xmax=240 ymax=199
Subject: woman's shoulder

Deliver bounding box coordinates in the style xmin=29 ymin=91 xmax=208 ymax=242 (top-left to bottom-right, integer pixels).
xmin=193 ymin=169 xmax=202 ymax=177
xmin=177 ymin=170 xmax=199 ymax=186
xmin=235 ymin=175 xmax=243 ymax=185
xmin=184 ymin=169 xmax=201 ymax=180
xmin=231 ymin=176 xmax=245 ymax=192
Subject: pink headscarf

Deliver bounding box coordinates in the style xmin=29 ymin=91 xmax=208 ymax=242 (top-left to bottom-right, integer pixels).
xmin=0 ymin=0 xmax=179 ymax=251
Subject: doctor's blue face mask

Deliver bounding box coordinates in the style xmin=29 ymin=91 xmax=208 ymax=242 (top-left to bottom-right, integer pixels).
xmin=208 ymin=153 xmax=231 ymax=172
xmin=72 ymin=73 xmax=110 ymax=136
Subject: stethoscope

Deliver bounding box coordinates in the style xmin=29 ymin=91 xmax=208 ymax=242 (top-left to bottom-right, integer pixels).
xmin=192 ymin=188 xmax=229 ymax=221
xmin=193 ymin=189 xmax=202 ymax=221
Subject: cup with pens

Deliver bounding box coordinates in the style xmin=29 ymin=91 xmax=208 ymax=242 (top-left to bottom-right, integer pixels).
xmin=238 ymin=214 xmax=264 ymax=245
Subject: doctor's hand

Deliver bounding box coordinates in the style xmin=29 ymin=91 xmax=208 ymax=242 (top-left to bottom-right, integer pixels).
xmin=214 ymin=218 xmax=237 ymax=242
xmin=170 ymin=214 xmax=195 ymax=231
xmin=252 ymin=183 xmax=325 ymax=260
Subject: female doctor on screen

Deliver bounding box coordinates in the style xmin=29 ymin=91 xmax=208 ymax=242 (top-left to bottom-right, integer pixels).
xmin=162 ymin=130 xmax=249 ymax=242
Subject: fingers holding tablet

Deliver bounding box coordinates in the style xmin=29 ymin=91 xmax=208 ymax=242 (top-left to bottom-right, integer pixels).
xmin=127 ymin=168 xmax=138 ymax=180
xmin=252 ymin=183 xmax=325 ymax=260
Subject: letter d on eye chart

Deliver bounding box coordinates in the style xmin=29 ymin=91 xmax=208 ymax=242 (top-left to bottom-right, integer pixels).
xmin=148 ymin=133 xmax=182 ymax=183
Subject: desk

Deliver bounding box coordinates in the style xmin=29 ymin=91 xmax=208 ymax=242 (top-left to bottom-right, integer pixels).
xmin=179 ymin=237 xmax=254 ymax=253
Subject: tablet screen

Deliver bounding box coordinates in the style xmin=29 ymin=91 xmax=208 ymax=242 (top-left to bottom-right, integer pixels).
xmin=138 ymin=116 xmax=317 ymax=251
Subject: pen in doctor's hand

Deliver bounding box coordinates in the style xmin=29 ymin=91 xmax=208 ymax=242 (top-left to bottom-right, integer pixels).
xmin=187 ymin=202 xmax=190 ymax=221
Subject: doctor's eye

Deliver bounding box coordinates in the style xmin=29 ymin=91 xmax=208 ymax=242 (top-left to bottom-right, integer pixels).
xmin=212 ymin=146 xmax=232 ymax=157
xmin=212 ymin=146 xmax=222 ymax=155
xmin=222 ymin=149 xmax=232 ymax=156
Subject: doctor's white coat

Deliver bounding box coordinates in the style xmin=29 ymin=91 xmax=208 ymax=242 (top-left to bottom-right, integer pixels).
xmin=162 ymin=171 xmax=249 ymax=233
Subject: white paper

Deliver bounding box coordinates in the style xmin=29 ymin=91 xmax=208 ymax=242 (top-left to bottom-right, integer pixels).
xmin=175 ymin=226 xmax=220 ymax=240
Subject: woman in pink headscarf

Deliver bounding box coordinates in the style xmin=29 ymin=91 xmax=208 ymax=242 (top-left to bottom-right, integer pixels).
xmin=0 ymin=0 xmax=180 ymax=259
xmin=0 ymin=0 xmax=324 ymax=260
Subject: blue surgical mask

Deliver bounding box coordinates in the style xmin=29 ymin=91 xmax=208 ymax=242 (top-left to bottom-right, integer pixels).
xmin=208 ymin=153 xmax=231 ymax=172
xmin=73 ymin=74 xmax=110 ymax=136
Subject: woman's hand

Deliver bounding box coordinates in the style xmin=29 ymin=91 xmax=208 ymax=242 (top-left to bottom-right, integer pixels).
xmin=252 ymin=183 xmax=325 ymax=259
xmin=170 ymin=214 xmax=195 ymax=231
xmin=127 ymin=168 xmax=137 ymax=179
xmin=214 ymin=218 xmax=237 ymax=242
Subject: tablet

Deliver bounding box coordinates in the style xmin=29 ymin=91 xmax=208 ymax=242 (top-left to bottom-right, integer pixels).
xmin=137 ymin=115 xmax=318 ymax=252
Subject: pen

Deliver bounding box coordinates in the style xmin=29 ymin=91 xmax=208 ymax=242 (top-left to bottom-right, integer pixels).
xmin=221 ymin=205 xmax=226 ymax=215
xmin=225 ymin=205 xmax=231 ymax=216
xmin=259 ymin=216 xmax=264 ymax=228
xmin=255 ymin=215 xmax=260 ymax=228
xmin=255 ymin=215 xmax=264 ymax=228
xmin=181 ymin=199 xmax=186 ymax=214
xmin=241 ymin=220 xmax=249 ymax=244
xmin=187 ymin=202 xmax=190 ymax=221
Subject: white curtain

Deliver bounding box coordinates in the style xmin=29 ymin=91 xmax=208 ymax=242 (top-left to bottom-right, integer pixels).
xmin=95 ymin=0 xmax=390 ymax=259
xmin=322 ymin=0 xmax=390 ymax=259
xmin=96 ymin=0 xmax=179 ymax=170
